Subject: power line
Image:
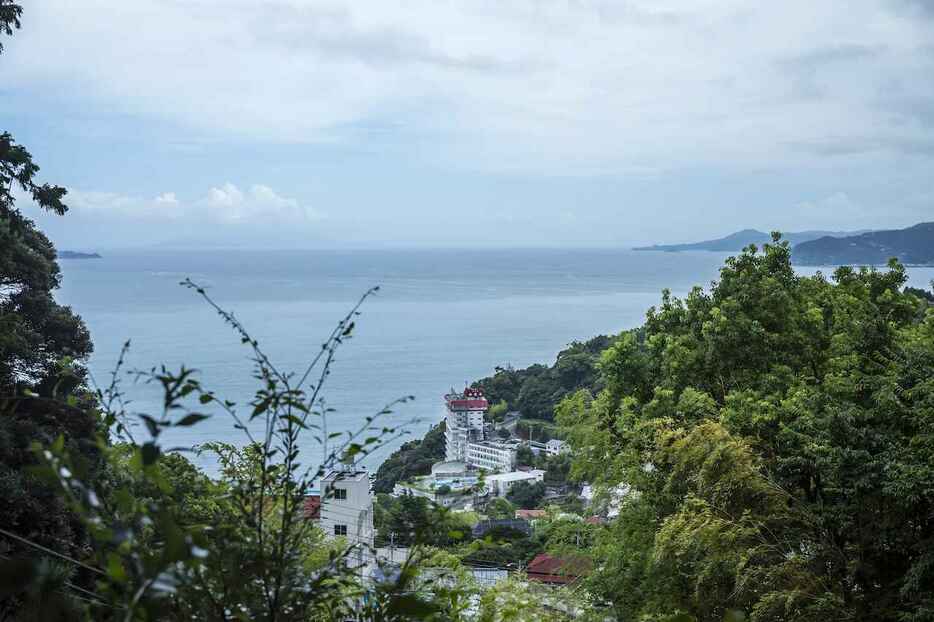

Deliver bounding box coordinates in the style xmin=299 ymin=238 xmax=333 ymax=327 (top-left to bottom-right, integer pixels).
xmin=0 ymin=527 xmax=106 ymax=577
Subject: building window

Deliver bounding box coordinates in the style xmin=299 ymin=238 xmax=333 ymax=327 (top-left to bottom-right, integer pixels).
xmin=334 ymin=524 xmax=347 ymax=536
xmin=331 ymin=487 xmax=347 ymax=500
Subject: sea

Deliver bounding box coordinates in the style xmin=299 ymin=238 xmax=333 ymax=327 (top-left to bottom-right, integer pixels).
xmin=56 ymin=249 xmax=934 ymax=476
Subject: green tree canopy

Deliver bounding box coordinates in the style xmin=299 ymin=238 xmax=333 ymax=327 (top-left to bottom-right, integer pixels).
xmin=559 ymin=236 xmax=934 ymax=622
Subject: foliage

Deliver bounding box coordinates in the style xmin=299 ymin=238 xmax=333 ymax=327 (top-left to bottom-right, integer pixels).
xmin=905 ymin=285 xmax=934 ymax=303
xmin=485 ymin=497 xmax=516 ymax=520
xmin=473 ymin=336 xmax=614 ymax=422
xmin=0 ymin=9 xmax=101 ymax=616
xmin=506 ymin=481 xmax=546 ymax=510
xmin=476 ymin=576 xmax=574 ymax=622
xmin=558 ymin=235 xmax=934 ymax=622
xmin=375 ymin=494 xmax=471 ymax=548
xmin=373 ymin=422 xmax=446 ymax=494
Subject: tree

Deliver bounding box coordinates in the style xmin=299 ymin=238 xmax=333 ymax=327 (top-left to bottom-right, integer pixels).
xmin=0 ymin=7 xmax=99 ymax=611
xmin=373 ymin=422 xmax=446 ymax=493
xmin=558 ymin=236 xmax=934 ymax=622
xmin=515 ymin=444 xmax=535 ymax=466
xmin=486 ymin=497 xmax=516 ymax=520
xmin=507 ymin=481 xmax=546 ymax=510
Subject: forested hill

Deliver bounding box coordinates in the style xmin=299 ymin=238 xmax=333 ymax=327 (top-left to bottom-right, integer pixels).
xmin=634 ymin=228 xmax=860 ymax=252
xmin=372 ymin=334 xmax=615 ymax=493
xmin=472 ymin=334 xmax=616 ymax=421
xmin=793 ymin=221 xmax=934 ymax=265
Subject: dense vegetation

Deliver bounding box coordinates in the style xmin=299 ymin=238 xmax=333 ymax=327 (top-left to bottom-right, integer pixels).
xmin=373 ymin=422 xmax=446 ymax=493
xmin=373 ymin=336 xmax=610 ymax=494
xmin=474 ymin=335 xmax=614 ymax=422
xmin=794 ymin=221 xmax=934 ymax=266
xmin=558 ymin=235 xmax=934 ymax=621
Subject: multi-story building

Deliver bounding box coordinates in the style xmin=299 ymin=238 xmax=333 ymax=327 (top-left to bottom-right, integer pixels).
xmin=545 ymin=439 xmax=569 ymax=456
xmin=484 ymin=469 xmax=546 ymax=497
xmin=319 ymin=468 xmax=374 ymax=550
xmin=467 ymin=439 xmax=519 ymax=472
xmin=443 ymin=387 xmax=519 ymax=472
xmin=444 ymin=387 xmax=487 ymax=463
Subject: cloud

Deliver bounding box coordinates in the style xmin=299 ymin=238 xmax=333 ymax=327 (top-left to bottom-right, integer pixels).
xmin=4 ymin=0 xmax=933 ymax=174
xmin=67 ymin=183 xmax=322 ymax=226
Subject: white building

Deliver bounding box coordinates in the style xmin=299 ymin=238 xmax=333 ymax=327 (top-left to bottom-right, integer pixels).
xmin=467 ymin=439 xmax=519 ymax=472
xmin=485 ymin=469 xmax=546 ymax=497
xmin=443 ymin=387 xmax=519 ymax=471
xmin=320 ymin=468 xmax=374 ymax=550
xmin=444 ymin=387 xmax=487 ymax=463
xmin=545 ymin=439 xmax=569 ymax=456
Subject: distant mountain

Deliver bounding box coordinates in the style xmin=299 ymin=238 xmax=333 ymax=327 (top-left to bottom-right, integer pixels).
xmin=634 ymin=229 xmax=863 ymax=252
xmin=58 ymin=250 xmax=101 ymax=259
xmin=792 ymin=222 xmax=934 ymax=266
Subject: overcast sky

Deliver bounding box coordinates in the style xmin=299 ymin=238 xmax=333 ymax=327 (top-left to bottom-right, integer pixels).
xmin=4 ymin=0 xmax=934 ymax=249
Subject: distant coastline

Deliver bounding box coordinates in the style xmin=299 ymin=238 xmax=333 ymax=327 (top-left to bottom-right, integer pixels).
xmin=59 ymin=250 xmax=102 ymax=259
xmin=633 ymin=228 xmax=863 ymax=253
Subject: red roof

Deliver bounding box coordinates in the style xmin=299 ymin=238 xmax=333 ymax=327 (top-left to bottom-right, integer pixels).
xmin=526 ymin=554 xmax=591 ymax=585
xmin=303 ymin=495 xmax=321 ymax=520
xmin=585 ymin=515 xmax=604 ymax=525
xmin=515 ymin=509 xmax=547 ymax=519
xmin=448 ymin=399 xmax=488 ymax=410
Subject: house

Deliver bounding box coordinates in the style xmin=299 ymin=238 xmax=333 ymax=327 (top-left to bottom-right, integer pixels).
xmin=515 ymin=509 xmax=547 ymax=520
xmin=545 ymin=439 xmax=568 ymax=456
xmin=320 ymin=468 xmax=374 ymax=549
xmin=484 ymin=469 xmax=546 ymax=497
xmin=525 ymin=553 xmax=591 ymax=586
xmin=303 ymin=494 xmax=321 ymax=520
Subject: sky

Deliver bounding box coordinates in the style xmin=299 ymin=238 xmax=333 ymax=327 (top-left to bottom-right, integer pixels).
xmin=3 ymin=0 xmax=934 ymax=249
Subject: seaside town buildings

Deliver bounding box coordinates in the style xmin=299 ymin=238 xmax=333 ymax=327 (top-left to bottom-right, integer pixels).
xmin=444 ymin=387 xmax=518 ymax=472
xmin=319 ymin=467 xmax=375 ymax=549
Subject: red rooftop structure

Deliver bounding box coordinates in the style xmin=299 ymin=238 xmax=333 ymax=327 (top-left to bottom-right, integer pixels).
xmin=525 ymin=553 xmax=591 ymax=585
xmin=303 ymin=495 xmax=321 ymax=520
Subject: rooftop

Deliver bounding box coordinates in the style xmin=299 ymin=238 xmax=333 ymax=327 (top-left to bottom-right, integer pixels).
xmin=485 ymin=469 xmax=545 ymax=483
xmin=321 ymin=469 xmax=369 ymax=483
xmin=526 ymin=554 xmax=592 ymax=585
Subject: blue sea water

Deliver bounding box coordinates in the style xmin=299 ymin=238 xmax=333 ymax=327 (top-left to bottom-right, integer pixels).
xmin=56 ymin=249 xmax=934 ymax=475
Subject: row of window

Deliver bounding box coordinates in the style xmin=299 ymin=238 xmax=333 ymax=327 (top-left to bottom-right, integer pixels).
xmin=325 ymin=487 xmax=347 ymax=500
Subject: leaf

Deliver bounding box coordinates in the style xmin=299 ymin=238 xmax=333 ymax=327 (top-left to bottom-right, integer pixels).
xmin=139 ymin=414 xmax=162 ymax=437
xmin=176 ymin=413 xmax=210 ymax=427
xmin=106 ymin=553 xmax=127 ymax=583
xmin=141 ymin=442 xmax=160 ymax=466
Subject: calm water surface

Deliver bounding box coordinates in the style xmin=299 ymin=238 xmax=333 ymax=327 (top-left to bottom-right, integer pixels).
xmin=56 ymin=249 xmax=934 ymax=474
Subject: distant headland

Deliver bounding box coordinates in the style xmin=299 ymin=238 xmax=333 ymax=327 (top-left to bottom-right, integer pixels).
xmin=58 ymin=251 xmax=102 ymax=259
xmin=793 ymin=222 xmax=934 ymax=266
xmin=633 ymin=228 xmax=864 ymax=253
xmin=635 ymin=222 xmax=934 ymax=266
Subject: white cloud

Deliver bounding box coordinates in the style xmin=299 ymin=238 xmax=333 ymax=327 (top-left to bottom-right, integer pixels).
xmin=5 ymin=0 xmax=933 ymax=174
xmin=67 ymin=183 xmax=322 ymax=225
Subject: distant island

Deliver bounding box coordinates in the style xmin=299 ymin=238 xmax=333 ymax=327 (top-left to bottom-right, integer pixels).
xmin=793 ymin=222 xmax=934 ymax=266
xmin=634 ymin=228 xmax=864 ymax=252
xmin=58 ymin=250 xmax=101 ymax=259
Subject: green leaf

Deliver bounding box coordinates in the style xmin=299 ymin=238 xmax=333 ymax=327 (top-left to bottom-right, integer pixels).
xmin=106 ymin=553 xmax=127 ymax=583
xmin=176 ymin=413 xmax=210 ymax=427
xmin=141 ymin=442 xmax=160 ymax=466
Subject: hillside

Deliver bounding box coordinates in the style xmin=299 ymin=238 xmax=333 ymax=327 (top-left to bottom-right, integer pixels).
xmin=793 ymin=222 xmax=934 ymax=266
xmin=634 ymin=228 xmax=860 ymax=252
xmin=373 ymin=334 xmax=614 ymax=493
